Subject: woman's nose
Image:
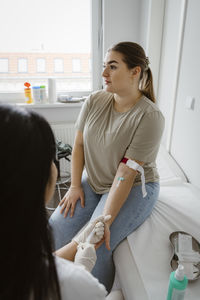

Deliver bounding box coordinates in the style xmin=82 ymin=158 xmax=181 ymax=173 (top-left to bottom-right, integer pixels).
xmin=102 ymin=67 xmax=108 ymax=77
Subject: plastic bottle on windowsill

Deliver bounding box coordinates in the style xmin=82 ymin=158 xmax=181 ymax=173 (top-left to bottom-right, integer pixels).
xmin=32 ymin=86 xmax=41 ymax=104
xmin=24 ymin=82 xmax=33 ymax=104
xmin=40 ymin=85 xmax=47 ymax=103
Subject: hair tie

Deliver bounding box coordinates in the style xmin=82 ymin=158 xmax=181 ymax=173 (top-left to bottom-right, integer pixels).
xmin=144 ymin=57 xmax=150 ymax=71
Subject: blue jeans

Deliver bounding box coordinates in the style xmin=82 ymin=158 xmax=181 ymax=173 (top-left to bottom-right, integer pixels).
xmin=49 ymin=174 xmax=160 ymax=293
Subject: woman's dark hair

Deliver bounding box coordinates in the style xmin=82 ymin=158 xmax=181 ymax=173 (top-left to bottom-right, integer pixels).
xmin=109 ymin=41 xmax=156 ymax=103
xmin=0 ymin=105 xmax=61 ymax=300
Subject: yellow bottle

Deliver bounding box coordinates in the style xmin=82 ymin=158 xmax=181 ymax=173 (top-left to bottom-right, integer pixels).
xmin=24 ymin=82 xmax=33 ymax=104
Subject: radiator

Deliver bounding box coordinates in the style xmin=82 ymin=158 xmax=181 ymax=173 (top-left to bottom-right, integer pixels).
xmin=51 ymin=123 xmax=76 ymax=174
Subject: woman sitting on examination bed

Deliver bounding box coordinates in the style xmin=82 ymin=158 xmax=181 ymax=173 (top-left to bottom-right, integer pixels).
xmin=0 ymin=105 xmax=108 ymax=300
xmin=49 ymin=41 xmax=165 ymax=292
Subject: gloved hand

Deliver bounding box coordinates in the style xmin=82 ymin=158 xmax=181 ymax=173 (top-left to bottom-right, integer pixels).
xmin=74 ymin=242 xmax=97 ymax=272
xmin=72 ymin=215 xmax=111 ymax=245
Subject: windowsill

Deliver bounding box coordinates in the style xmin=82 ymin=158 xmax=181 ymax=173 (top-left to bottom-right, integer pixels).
xmin=12 ymin=101 xmax=83 ymax=123
xmin=16 ymin=102 xmax=83 ymax=108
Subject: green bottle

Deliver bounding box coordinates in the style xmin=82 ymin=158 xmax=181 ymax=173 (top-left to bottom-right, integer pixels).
xmin=167 ymin=264 xmax=188 ymax=300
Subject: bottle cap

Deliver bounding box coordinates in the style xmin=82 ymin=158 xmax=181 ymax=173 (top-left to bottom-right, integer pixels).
xmin=32 ymin=86 xmax=40 ymax=89
xmin=175 ymin=264 xmax=185 ymax=281
xmin=40 ymin=85 xmax=46 ymax=88
xmin=24 ymin=82 xmax=31 ymax=88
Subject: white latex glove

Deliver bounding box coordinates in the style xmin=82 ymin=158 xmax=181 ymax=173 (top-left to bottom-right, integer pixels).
xmin=72 ymin=215 xmax=111 ymax=245
xmin=74 ymin=242 xmax=97 ymax=272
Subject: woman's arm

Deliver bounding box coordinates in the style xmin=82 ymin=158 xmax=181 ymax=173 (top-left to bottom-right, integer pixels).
xmin=55 ymin=241 xmax=78 ymax=261
xmin=99 ymin=159 xmax=144 ymax=250
xmin=103 ymin=159 xmax=144 ymax=227
xmin=59 ymin=130 xmax=85 ymax=217
xmin=70 ymin=130 xmax=85 ymax=188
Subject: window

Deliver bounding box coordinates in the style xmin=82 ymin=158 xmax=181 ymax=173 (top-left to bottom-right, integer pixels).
xmin=18 ymin=58 xmax=28 ymax=73
xmin=37 ymin=58 xmax=46 ymax=73
xmin=0 ymin=58 xmax=9 ymax=73
xmin=54 ymin=58 xmax=64 ymax=73
xmin=89 ymin=58 xmax=92 ymax=72
xmin=0 ymin=0 xmax=102 ymax=100
xmin=72 ymin=58 xmax=81 ymax=72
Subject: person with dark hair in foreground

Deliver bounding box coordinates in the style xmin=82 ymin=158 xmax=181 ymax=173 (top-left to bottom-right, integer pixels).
xmin=0 ymin=104 xmax=107 ymax=300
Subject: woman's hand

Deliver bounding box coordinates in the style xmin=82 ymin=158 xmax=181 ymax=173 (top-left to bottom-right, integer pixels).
xmin=95 ymin=221 xmax=111 ymax=251
xmin=59 ymin=186 xmax=85 ymax=218
xmin=72 ymin=215 xmax=111 ymax=251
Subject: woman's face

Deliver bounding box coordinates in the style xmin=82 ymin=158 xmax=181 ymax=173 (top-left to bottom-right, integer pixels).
xmin=45 ymin=162 xmax=58 ymax=203
xmin=102 ymin=50 xmax=135 ymax=95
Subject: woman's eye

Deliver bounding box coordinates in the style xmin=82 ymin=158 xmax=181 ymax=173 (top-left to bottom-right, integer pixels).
xmin=102 ymin=64 xmax=117 ymax=70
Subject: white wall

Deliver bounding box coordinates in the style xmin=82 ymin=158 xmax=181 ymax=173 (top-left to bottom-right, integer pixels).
xmin=102 ymin=0 xmax=165 ymax=96
xmin=102 ymin=0 xmax=141 ymax=56
xmin=158 ymin=0 xmax=200 ymax=189
xmin=145 ymin=0 xmax=165 ymax=96
xmin=170 ymin=0 xmax=200 ymax=188
xmin=157 ymin=0 xmax=187 ymax=148
xmin=138 ymin=0 xmax=150 ymax=50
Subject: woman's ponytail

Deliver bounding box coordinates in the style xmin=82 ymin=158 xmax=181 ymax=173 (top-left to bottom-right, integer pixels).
xmin=139 ymin=68 xmax=156 ymax=103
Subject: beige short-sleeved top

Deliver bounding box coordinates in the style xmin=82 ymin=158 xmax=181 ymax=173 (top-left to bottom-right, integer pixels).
xmin=75 ymin=90 xmax=165 ymax=194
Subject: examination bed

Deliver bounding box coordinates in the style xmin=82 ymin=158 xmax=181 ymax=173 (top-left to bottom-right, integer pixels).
xmin=108 ymin=146 xmax=200 ymax=300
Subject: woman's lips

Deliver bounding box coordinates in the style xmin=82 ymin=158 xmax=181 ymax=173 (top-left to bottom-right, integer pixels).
xmin=105 ymin=80 xmax=111 ymax=85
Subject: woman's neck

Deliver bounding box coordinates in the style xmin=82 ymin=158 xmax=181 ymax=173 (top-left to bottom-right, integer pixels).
xmin=114 ymin=90 xmax=142 ymax=113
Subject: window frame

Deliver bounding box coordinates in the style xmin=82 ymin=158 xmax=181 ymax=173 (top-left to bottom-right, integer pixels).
xmin=54 ymin=58 xmax=64 ymax=73
xmin=36 ymin=58 xmax=46 ymax=73
xmin=0 ymin=0 xmax=103 ymax=103
xmin=72 ymin=58 xmax=81 ymax=73
xmin=0 ymin=58 xmax=9 ymax=73
xmin=18 ymin=58 xmax=28 ymax=73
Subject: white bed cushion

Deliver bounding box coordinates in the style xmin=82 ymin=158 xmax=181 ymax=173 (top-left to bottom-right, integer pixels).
xmin=114 ymin=182 xmax=200 ymax=300
xmin=113 ymin=147 xmax=200 ymax=300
